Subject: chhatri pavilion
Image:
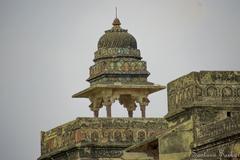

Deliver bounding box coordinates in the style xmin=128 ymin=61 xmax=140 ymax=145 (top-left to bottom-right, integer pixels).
xmin=72 ymin=17 xmax=165 ymax=118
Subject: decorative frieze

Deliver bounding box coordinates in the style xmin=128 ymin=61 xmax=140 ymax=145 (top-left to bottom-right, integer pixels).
xmin=199 ymin=71 xmax=240 ymax=85
xmin=40 ymin=118 xmax=168 ymax=155
xmin=167 ymin=71 xmax=240 ymax=115
xmin=88 ymin=60 xmax=148 ymax=82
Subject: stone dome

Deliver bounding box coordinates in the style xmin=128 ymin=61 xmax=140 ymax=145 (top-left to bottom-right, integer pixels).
xmin=97 ymin=18 xmax=137 ymax=49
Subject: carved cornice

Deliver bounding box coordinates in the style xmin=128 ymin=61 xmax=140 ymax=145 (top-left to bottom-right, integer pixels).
xmin=94 ymin=48 xmax=141 ymax=62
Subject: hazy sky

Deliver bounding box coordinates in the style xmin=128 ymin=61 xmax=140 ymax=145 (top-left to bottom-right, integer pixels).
xmin=1 ymin=0 xmax=240 ymax=159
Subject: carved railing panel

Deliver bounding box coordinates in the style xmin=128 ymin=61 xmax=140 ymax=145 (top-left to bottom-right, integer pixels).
xmin=196 ymin=115 xmax=240 ymax=146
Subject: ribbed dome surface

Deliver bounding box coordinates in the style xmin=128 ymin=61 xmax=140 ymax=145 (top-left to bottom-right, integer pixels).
xmin=97 ymin=18 xmax=137 ymax=49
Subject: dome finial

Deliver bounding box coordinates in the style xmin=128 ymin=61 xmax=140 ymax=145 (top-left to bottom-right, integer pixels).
xmin=112 ymin=7 xmax=121 ymax=26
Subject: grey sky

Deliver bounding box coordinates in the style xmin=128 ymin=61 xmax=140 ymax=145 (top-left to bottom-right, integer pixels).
xmin=0 ymin=0 xmax=240 ymax=159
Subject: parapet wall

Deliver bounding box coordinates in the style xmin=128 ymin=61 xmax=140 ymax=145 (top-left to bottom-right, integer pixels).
xmin=40 ymin=117 xmax=168 ymax=158
xmin=167 ymin=71 xmax=240 ymax=116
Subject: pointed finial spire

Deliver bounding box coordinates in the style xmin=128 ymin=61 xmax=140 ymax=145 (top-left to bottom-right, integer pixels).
xmin=112 ymin=7 xmax=121 ymax=26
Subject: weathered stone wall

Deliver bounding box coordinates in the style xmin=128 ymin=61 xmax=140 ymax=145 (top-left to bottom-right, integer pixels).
xmin=159 ymin=117 xmax=194 ymax=160
xmin=157 ymin=71 xmax=240 ymax=160
xmin=191 ymin=114 xmax=240 ymax=160
xmin=123 ymin=138 xmax=159 ymax=160
xmin=167 ymin=71 xmax=240 ymax=117
xmin=39 ymin=118 xmax=168 ymax=160
xmin=122 ymin=110 xmax=240 ymax=160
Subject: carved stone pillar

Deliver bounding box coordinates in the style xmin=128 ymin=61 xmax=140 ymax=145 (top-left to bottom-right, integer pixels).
xmin=136 ymin=96 xmax=149 ymax=118
xmin=89 ymin=97 xmax=103 ymax=118
xmin=119 ymin=95 xmax=137 ymax=118
xmin=128 ymin=110 xmax=133 ymax=117
xmin=103 ymin=97 xmax=114 ymax=118
xmin=106 ymin=105 xmax=111 ymax=117
xmin=94 ymin=110 xmax=99 ymax=117
xmin=140 ymin=104 xmax=146 ymax=118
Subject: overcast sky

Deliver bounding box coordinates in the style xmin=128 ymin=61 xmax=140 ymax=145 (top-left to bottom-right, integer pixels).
xmin=1 ymin=0 xmax=240 ymax=159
